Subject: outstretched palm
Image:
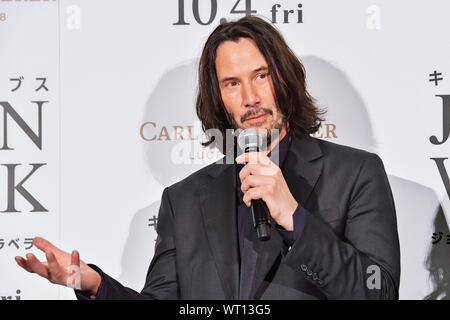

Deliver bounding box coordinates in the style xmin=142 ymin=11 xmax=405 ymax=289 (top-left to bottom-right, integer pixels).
xmin=15 ymin=237 xmax=101 ymax=297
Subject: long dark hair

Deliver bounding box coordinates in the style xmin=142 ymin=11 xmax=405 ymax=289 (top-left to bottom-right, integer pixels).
xmin=196 ymin=15 xmax=325 ymax=152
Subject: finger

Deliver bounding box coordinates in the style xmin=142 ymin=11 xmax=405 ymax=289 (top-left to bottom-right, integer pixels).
xmin=243 ymin=187 xmax=266 ymax=207
xmin=46 ymin=250 xmax=62 ymax=272
xmin=241 ymin=175 xmax=274 ymax=193
xmin=23 ymin=253 xmax=50 ymax=278
xmin=239 ymin=163 xmax=262 ymax=182
xmin=67 ymin=251 xmax=82 ymax=289
xmin=15 ymin=256 xmax=48 ymax=274
xmin=16 ymin=257 xmax=35 ymax=273
xmin=46 ymin=250 xmax=65 ymax=283
xmin=71 ymin=250 xmax=80 ymax=267
xmin=15 ymin=256 xmax=29 ymax=271
xmin=33 ymin=237 xmax=56 ymax=253
xmin=239 ymin=162 xmax=279 ymax=183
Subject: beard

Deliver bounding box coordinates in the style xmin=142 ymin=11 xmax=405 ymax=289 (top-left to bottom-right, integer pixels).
xmin=227 ymin=106 xmax=286 ymax=151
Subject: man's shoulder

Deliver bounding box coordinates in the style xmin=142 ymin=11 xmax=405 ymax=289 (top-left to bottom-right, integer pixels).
xmin=311 ymin=137 xmax=385 ymax=171
xmin=316 ymin=137 xmax=374 ymax=159
xmin=165 ymin=159 xmax=226 ymax=196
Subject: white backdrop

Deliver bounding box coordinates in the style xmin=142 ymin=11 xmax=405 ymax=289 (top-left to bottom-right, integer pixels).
xmin=0 ymin=0 xmax=449 ymax=300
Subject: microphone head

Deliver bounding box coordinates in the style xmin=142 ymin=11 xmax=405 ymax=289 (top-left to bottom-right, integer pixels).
xmin=237 ymin=128 xmax=263 ymax=153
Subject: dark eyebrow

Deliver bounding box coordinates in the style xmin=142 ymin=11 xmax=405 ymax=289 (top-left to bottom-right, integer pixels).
xmin=219 ymin=66 xmax=269 ymax=84
xmin=253 ymin=66 xmax=269 ymax=73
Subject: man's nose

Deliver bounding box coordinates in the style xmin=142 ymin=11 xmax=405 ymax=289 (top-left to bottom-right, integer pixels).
xmin=242 ymin=83 xmax=260 ymax=107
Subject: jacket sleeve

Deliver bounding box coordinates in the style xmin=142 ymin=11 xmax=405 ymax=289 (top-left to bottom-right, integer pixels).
xmin=283 ymin=153 xmax=401 ymax=299
xmin=75 ymin=187 xmax=179 ymax=300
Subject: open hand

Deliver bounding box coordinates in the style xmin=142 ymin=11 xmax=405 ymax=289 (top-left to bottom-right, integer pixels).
xmin=15 ymin=237 xmax=101 ymax=298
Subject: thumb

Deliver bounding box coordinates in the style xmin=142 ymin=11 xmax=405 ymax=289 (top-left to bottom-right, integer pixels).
xmin=71 ymin=250 xmax=80 ymax=267
xmin=67 ymin=250 xmax=81 ymax=290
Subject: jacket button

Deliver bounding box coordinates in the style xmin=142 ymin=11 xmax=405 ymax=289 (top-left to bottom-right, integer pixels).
xmin=312 ymin=273 xmax=318 ymax=281
xmin=300 ymin=264 xmax=307 ymax=272
xmin=306 ymin=270 xmax=312 ymax=276
xmin=318 ymin=279 xmax=324 ymax=285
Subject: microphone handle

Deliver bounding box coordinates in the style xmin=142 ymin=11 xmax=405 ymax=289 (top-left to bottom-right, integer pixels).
xmin=244 ymin=144 xmax=270 ymax=240
xmin=251 ymin=199 xmax=271 ymax=241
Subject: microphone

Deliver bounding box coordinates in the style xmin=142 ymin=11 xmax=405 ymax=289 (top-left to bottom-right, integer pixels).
xmin=237 ymin=129 xmax=271 ymax=241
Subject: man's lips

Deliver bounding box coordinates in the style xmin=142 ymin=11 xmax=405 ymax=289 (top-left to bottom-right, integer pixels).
xmin=245 ymin=113 xmax=269 ymax=123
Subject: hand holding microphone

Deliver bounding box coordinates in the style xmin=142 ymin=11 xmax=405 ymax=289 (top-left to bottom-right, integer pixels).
xmin=236 ymin=129 xmax=299 ymax=241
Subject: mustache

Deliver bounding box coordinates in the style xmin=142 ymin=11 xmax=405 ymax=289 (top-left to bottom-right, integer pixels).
xmin=240 ymin=107 xmax=273 ymax=123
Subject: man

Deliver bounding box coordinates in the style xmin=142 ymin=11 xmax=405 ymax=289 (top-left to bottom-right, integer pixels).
xmin=15 ymin=16 xmax=400 ymax=300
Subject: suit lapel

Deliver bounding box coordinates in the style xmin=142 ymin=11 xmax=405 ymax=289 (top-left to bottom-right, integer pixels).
xmin=250 ymin=135 xmax=324 ymax=299
xmin=199 ymin=163 xmax=240 ymax=300
xmin=283 ymin=135 xmax=324 ymax=209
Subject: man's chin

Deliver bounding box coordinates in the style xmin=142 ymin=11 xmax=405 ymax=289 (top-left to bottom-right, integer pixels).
xmin=239 ymin=123 xmax=272 ymax=132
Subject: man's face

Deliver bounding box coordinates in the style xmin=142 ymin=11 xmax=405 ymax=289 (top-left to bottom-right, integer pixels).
xmin=215 ymin=37 xmax=286 ymax=142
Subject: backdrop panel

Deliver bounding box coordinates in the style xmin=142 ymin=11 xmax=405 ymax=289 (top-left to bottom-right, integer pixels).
xmin=0 ymin=0 xmax=448 ymax=300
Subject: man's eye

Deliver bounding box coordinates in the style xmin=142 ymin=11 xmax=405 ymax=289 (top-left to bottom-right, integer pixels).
xmin=258 ymin=73 xmax=268 ymax=80
xmin=228 ymin=81 xmax=238 ymax=87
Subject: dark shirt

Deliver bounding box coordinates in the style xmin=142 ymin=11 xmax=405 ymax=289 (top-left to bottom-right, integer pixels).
xmin=236 ymin=132 xmax=307 ymax=299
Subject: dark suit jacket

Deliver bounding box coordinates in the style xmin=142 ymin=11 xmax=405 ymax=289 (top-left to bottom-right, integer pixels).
xmin=83 ymin=135 xmax=400 ymax=300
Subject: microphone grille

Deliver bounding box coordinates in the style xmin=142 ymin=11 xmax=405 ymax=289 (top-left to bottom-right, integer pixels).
xmin=237 ymin=128 xmax=263 ymax=152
